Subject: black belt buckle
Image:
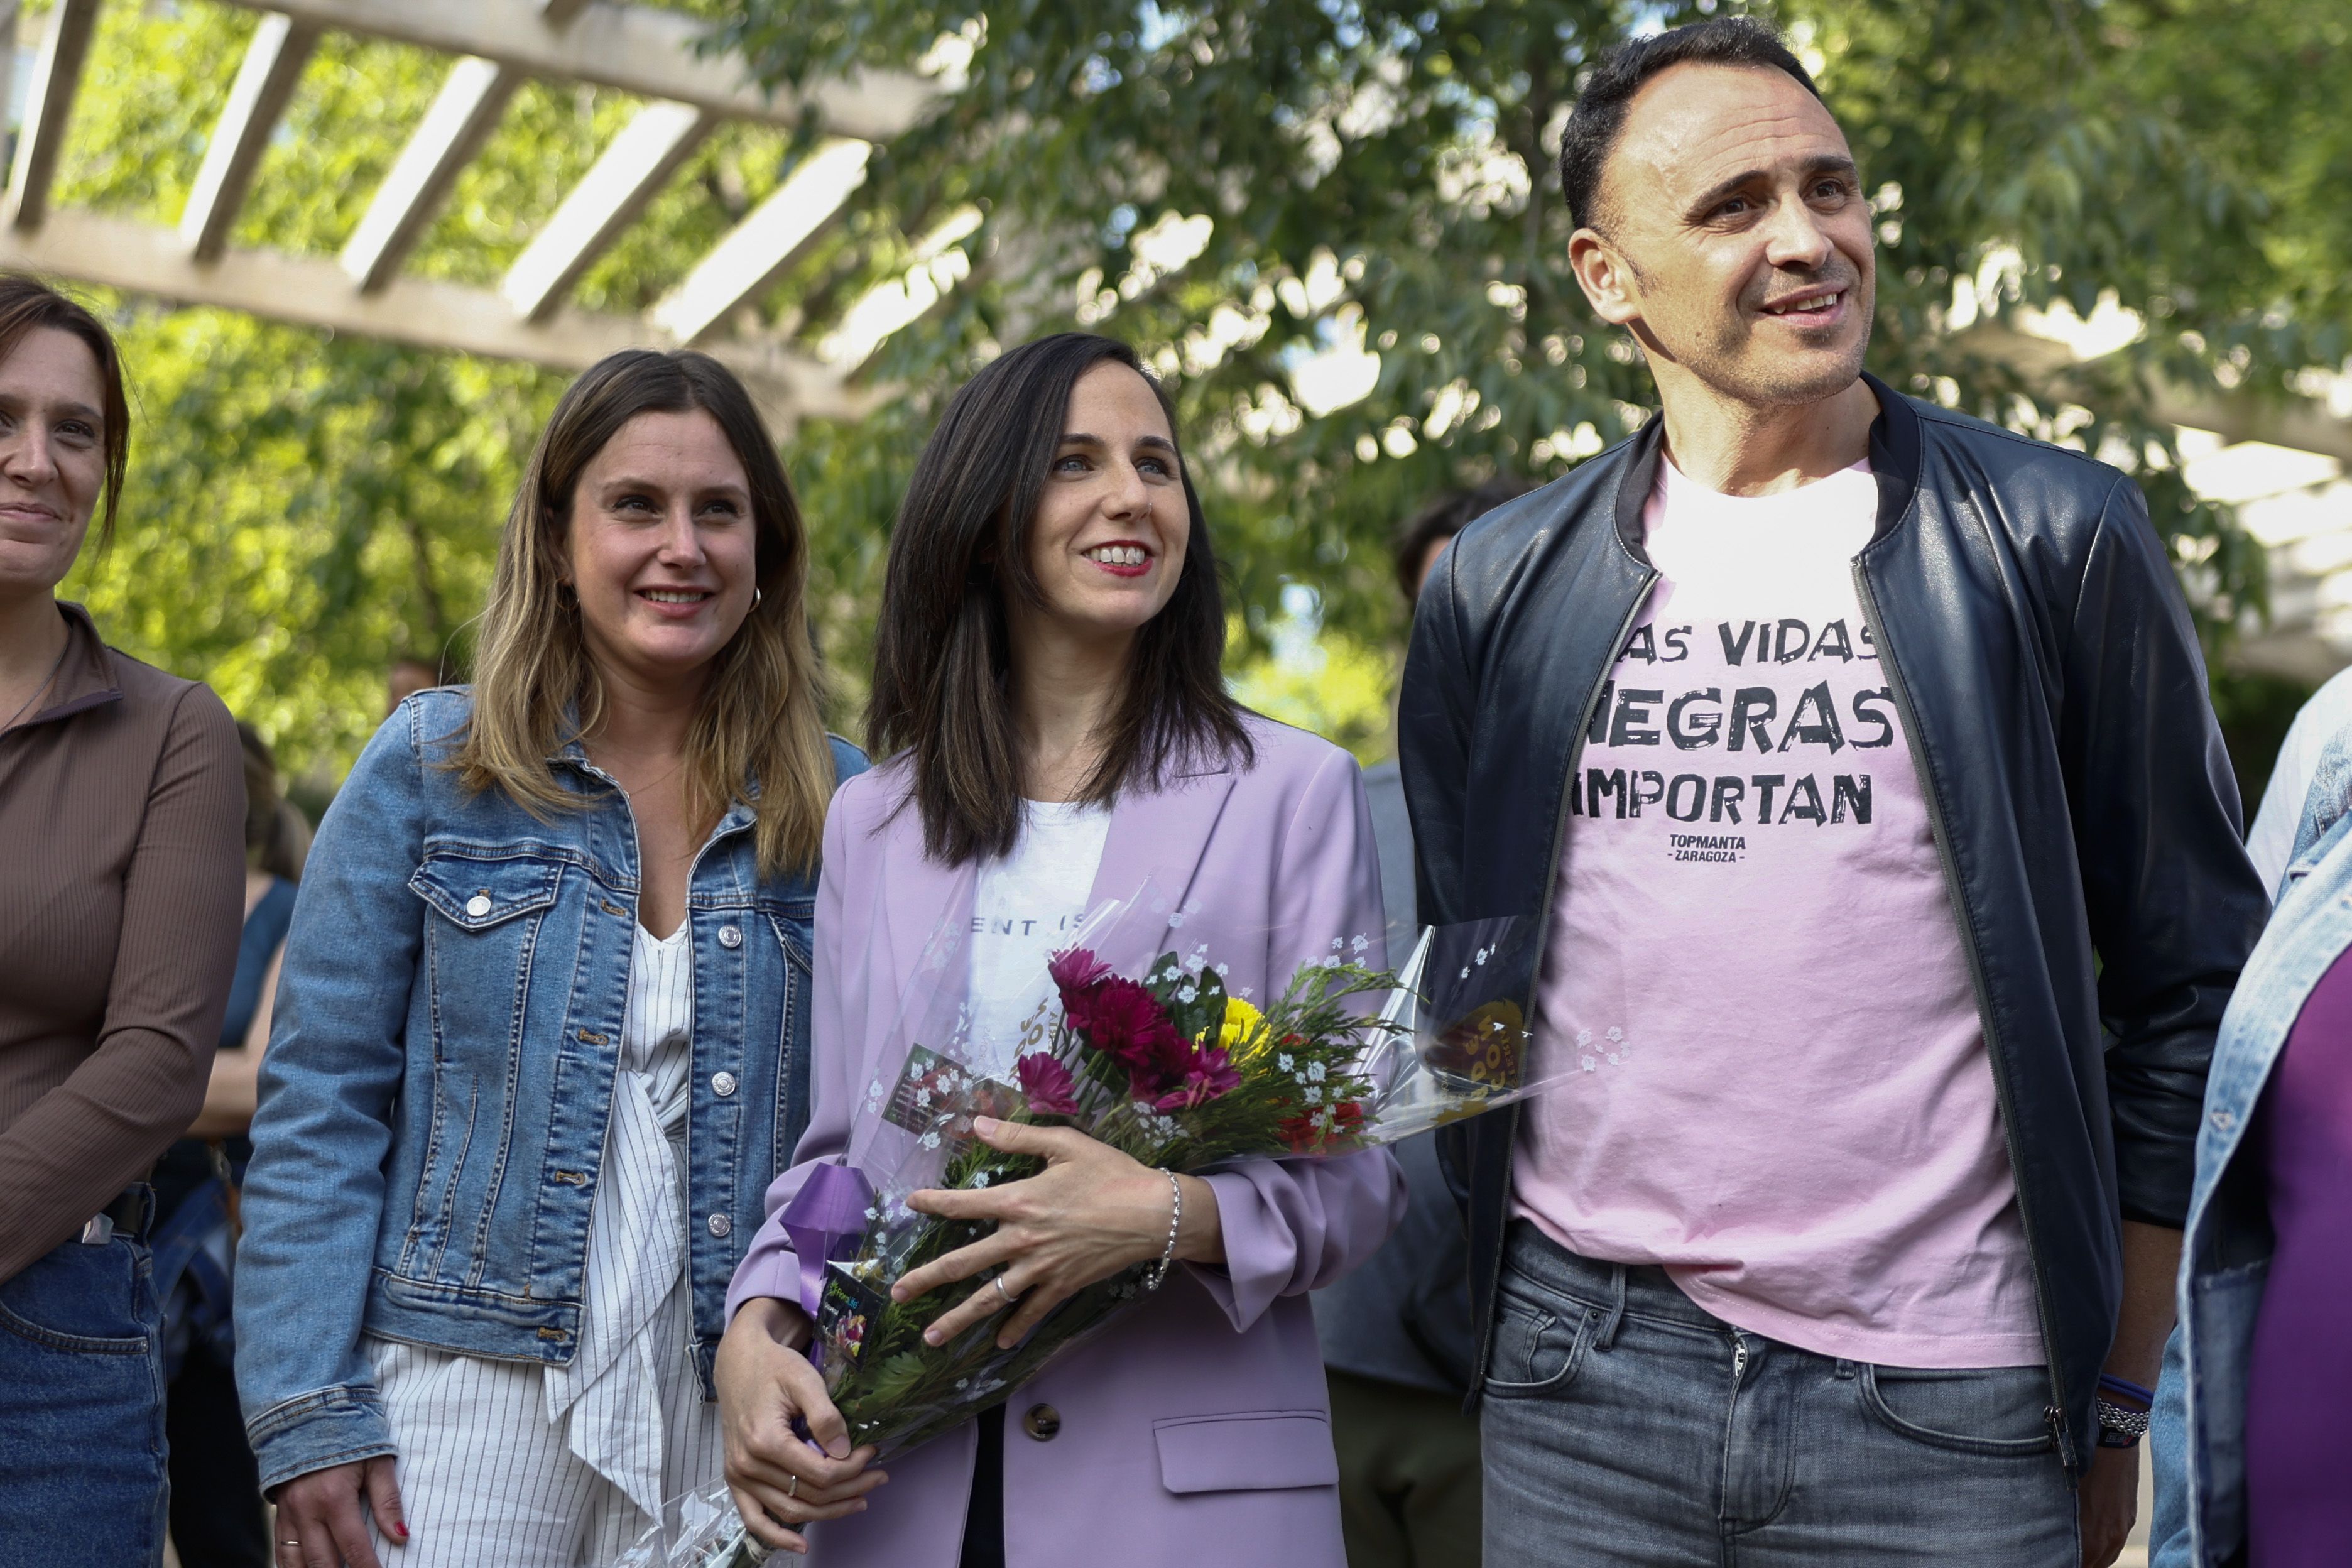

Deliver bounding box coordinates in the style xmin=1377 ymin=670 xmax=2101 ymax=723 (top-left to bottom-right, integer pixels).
xmin=78 ymin=1184 xmax=155 ymax=1246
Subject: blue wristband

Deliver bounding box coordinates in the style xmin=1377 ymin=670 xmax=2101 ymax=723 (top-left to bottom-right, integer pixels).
xmin=2098 ymin=1373 xmax=2155 ymax=1407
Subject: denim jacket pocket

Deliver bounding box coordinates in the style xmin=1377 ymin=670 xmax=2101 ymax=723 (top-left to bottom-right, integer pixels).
xmin=404 ymin=854 xmax=569 ymax=1270
xmin=410 ymin=853 xmax=564 ymax=931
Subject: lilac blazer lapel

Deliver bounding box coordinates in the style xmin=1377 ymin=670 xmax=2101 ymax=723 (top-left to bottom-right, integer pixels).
xmin=873 ymin=757 xmax=1239 ymax=996
xmin=877 ymin=805 xmax=981 ymax=1003
xmin=1084 ymin=761 xmax=1238 ymax=975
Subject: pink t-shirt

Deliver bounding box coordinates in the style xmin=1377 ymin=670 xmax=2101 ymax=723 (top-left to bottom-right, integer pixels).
xmin=1511 ymin=455 xmax=2042 ymax=1369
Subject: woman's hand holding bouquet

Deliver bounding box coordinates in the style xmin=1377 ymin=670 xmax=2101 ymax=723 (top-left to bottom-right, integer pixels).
xmin=714 ymin=1300 xmax=886 ymax=1556
xmin=895 ymin=1120 xmax=1225 ymax=1350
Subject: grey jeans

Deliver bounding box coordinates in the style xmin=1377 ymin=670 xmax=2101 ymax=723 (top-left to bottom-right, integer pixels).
xmin=1481 ymin=1223 xmax=2078 ymax=1565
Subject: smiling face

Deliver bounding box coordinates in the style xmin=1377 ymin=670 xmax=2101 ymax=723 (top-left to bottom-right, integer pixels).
xmin=0 ymin=327 xmax=109 ymax=605
xmin=1569 ymin=61 xmax=1874 ymax=409
xmin=562 ymin=406 xmax=758 ymax=695
xmin=1018 ymin=361 xmax=1190 ymax=646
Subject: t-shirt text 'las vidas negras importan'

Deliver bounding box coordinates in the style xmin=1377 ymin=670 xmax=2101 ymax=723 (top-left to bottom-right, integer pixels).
xmin=1513 ymin=455 xmax=2044 ymax=1371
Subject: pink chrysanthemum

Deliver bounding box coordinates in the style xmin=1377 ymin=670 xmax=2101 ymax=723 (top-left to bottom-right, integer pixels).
xmin=1016 ymin=1052 xmax=1081 ymax=1116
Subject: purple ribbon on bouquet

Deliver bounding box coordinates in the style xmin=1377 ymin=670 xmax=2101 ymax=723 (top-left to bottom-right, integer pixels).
xmin=779 ymin=1160 xmax=874 ymax=1367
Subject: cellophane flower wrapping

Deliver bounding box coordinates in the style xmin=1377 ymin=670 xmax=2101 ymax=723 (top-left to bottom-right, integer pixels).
xmin=813 ymin=896 xmax=1548 ymax=1456
xmin=666 ymin=897 xmax=1557 ymax=1563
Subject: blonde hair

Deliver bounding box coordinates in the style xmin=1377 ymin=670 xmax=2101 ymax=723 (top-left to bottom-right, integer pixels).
xmin=456 ymin=350 xmax=833 ymax=876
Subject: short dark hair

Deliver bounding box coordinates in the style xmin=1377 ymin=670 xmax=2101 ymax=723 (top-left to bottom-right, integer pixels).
xmin=1393 ymin=479 xmax=1534 ymax=602
xmin=0 ymin=274 xmax=130 ymax=549
xmin=1558 ymin=19 xmax=1823 ymax=232
xmin=866 ymin=332 xmax=1252 ymax=865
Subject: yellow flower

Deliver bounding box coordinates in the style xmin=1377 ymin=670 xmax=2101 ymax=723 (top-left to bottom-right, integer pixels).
xmin=1206 ymin=997 xmax=1269 ymax=1064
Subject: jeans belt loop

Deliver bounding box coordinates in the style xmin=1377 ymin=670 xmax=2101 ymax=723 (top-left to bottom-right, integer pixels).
xmin=1594 ymin=1262 xmax=1628 ymax=1352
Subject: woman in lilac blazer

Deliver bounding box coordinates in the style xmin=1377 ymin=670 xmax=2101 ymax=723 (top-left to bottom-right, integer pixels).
xmin=715 ymin=334 xmax=1405 ymax=1567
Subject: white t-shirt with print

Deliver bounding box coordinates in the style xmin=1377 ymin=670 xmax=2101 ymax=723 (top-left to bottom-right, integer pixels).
xmin=964 ymin=799 xmax=1113 ymax=1072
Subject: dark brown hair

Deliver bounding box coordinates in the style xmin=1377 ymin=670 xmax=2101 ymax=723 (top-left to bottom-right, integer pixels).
xmin=1559 ymin=18 xmax=1822 ymax=231
xmin=1392 ymin=478 xmax=1535 ymax=602
xmin=0 ymin=274 xmax=131 ymax=548
xmin=237 ymin=721 xmax=309 ymax=883
xmin=454 ymin=349 xmax=834 ymax=876
xmin=866 ymin=332 xmax=1252 ymax=864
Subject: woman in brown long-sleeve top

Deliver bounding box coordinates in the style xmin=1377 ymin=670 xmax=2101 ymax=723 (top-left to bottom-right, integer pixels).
xmin=0 ymin=275 xmax=244 ymax=1567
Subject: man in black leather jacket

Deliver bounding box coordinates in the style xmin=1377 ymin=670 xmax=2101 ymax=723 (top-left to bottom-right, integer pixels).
xmin=1398 ymin=19 xmax=2267 ymax=1567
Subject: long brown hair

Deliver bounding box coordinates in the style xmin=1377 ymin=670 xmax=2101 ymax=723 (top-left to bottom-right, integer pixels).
xmin=237 ymin=721 xmax=309 ymax=882
xmin=0 ymin=275 xmax=130 ymax=548
xmin=866 ymin=333 xmax=1251 ymax=864
xmin=455 ymin=350 xmax=832 ymax=876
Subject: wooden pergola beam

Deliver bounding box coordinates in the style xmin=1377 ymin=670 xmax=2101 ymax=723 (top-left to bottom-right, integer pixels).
xmin=182 ymin=15 xmax=323 ymax=263
xmin=206 ymin=0 xmax=940 ymax=141
xmin=651 ymin=139 xmax=871 ymax=346
xmin=340 ymin=57 xmax=520 ymax=292
xmin=6 ymin=0 xmax=102 ymax=231
xmin=0 ymin=207 xmax=860 ymax=428
xmin=501 ymin=101 xmax=716 ymax=322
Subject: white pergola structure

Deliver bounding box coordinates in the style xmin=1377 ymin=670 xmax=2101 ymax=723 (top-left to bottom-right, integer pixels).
xmin=0 ymin=0 xmax=945 ymax=427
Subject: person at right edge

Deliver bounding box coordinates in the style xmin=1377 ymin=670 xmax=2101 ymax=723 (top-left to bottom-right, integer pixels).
xmin=1397 ymin=19 xmax=2267 ymax=1568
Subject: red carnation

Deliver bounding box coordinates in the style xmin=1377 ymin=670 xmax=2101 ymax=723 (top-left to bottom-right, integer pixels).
xmin=1278 ymin=1100 xmax=1365 ymax=1153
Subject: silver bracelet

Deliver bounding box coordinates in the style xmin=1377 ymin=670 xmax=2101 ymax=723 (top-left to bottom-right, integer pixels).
xmin=1143 ymin=1171 xmax=1182 ymax=1292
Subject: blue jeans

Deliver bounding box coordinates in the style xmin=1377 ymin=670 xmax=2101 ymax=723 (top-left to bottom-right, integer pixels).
xmin=1482 ymin=1224 xmax=2077 ymax=1565
xmin=0 ymin=1233 xmax=168 ymax=1568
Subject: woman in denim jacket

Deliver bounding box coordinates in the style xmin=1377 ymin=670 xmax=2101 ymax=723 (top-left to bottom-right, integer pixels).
xmin=2151 ymin=719 xmax=2352 ymax=1566
xmin=236 ymin=351 xmax=864 ymax=1568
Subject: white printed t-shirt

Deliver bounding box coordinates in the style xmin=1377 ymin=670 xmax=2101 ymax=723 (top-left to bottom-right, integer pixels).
xmin=1511 ymin=455 xmax=2044 ymax=1369
xmin=965 ymin=799 xmax=1112 ymax=1070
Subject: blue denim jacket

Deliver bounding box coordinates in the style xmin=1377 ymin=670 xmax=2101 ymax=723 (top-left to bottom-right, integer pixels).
xmin=234 ymin=689 xmax=865 ymax=1492
xmin=2149 ymin=727 xmax=2352 ymax=1566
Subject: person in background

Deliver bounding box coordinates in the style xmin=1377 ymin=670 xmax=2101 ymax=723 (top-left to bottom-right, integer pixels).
xmin=715 ymin=332 xmax=1403 ymax=1568
xmin=1398 ymin=20 xmax=2265 ymax=1565
xmin=1315 ymin=480 xmax=1526 ymax=1568
xmin=237 ymin=348 xmax=863 ymax=1568
xmin=385 ymin=652 xmax=438 ymax=716
xmin=149 ymin=721 xmax=305 ymax=1568
xmin=0 ymin=275 xmax=246 ymax=1565
xmin=2153 ymin=720 xmax=2352 ymax=1565
xmin=2243 ymin=663 xmax=2352 ymax=895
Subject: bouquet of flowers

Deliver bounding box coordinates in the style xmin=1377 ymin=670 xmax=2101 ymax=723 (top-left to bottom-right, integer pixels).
xmin=624 ymin=891 xmax=1552 ymax=1564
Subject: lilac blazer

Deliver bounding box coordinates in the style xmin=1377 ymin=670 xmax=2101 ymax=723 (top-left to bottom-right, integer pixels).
xmin=727 ymin=714 xmax=1406 ymax=1568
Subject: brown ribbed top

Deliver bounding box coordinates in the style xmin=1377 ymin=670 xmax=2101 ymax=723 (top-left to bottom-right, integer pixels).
xmin=0 ymin=601 xmax=243 ymax=1282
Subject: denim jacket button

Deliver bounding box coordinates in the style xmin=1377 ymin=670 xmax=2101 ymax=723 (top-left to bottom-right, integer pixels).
xmin=707 ymin=1212 xmax=732 ymax=1238
xmin=718 ymin=924 xmax=743 ymax=950
xmin=466 ymin=894 xmax=491 ymax=918
xmin=711 ymin=1071 xmax=738 ymax=1097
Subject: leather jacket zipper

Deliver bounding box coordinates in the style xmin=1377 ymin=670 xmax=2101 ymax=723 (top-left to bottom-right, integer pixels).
xmin=1850 ymin=560 xmax=2078 ymax=1473
xmin=1474 ymin=565 xmax=1659 ymax=1384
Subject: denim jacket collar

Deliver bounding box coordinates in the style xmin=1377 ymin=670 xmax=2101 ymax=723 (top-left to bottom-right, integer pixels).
xmin=546 ymin=726 xmax=761 ymax=841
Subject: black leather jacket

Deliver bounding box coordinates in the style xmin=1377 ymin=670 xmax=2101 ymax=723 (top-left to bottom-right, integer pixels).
xmin=1399 ymin=375 xmax=2268 ymax=1473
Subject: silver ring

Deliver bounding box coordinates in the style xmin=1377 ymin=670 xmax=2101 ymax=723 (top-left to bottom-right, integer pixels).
xmin=993 ymin=1275 xmax=1016 ymax=1305
xmin=787 ymin=1473 xmax=800 ymax=1499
